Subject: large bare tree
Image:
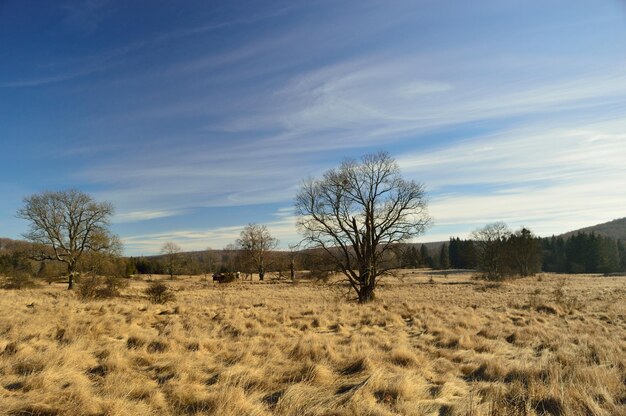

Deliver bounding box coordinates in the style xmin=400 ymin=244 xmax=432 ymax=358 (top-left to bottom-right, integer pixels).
xmin=295 ymin=151 xmax=431 ymax=303
xmin=237 ymin=223 xmax=278 ymax=281
xmin=17 ymin=190 xmax=117 ymax=289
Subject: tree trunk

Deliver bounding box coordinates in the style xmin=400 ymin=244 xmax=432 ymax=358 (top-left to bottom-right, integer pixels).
xmin=67 ymin=263 xmax=75 ymax=290
xmin=357 ymin=270 xmax=375 ymax=303
xmin=259 ymin=263 xmax=265 ymax=281
xmin=358 ymin=285 xmax=375 ymax=303
xmin=290 ymin=257 xmax=295 ymax=281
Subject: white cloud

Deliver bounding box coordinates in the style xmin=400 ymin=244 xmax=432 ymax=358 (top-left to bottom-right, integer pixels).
xmin=122 ymin=214 xmax=299 ymax=254
xmin=403 ymin=119 xmax=626 ymax=240
xmin=52 ymin=5 xmax=626 ymax=253
xmin=114 ymin=210 xmax=185 ymax=223
xmin=98 ymin=52 xmax=626 ymax=252
xmin=118 ymin=115 xmax=626 ymax=254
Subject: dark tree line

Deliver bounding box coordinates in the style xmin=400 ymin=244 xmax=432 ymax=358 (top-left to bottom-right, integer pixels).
xmin=449 ymin=238 xmax=477 ymax=269
xmin=542 ymin=233 xmax=625 ymax=274
xmin=400 ymin=245 xmax=434 ymax=268
xmin=446 ymin=230 xmax=625 ymax=277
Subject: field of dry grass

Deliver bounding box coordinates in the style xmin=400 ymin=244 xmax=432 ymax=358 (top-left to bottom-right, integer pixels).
xmin=0 ymin=271 xmax=625 ymax=416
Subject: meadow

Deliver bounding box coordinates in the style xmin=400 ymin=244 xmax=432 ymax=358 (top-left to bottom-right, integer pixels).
xmin=0 ymin=271 xmax=624 ymax=416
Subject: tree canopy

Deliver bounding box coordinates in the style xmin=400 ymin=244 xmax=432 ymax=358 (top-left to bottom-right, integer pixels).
xmin=17 ymin=189 xmax=118 ymax=289
xmin=295 ymin=151 xmax=430 ymax=302
xmin=237 ymin=223 xmax=278 ymax=281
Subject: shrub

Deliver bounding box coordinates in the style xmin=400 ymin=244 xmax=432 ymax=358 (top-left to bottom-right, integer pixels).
xmin=78 ymin=276 xmax=101 ymax=299
xmin=1 ymin=272 xmax=36 ymax=289
xmin=78 ymin=275 xmax=128 ymax=300
xmin=145 ymin=281 xmax=175 ymax=304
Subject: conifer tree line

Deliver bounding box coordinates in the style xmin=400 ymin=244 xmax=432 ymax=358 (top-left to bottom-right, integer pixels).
xmin=542 ymin=233 xmax=625 ymax=274
xmin=444 ymin=231 xmax=625 ymax=277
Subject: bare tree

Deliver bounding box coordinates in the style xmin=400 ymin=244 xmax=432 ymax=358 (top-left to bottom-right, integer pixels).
xmin=295 ymin=151 xmax=431 ymax=303
xmin=237 ymin=223 xmax=278 ymax=281
xmin=288 ymin=243 xmax=299 ymax=281
xmin=471 ymin=222 xmax=512 ymax=280
xmin=202 ymin=247 xmax=217 ymax=276
xmin=160 ymin=242 xmax=182 ymax=279
xmin=17 ymin=189 xmax=118 ymax=290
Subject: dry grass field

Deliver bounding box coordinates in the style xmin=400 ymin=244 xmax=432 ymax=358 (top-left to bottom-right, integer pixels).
xmin=0 ymin=271 xmax=625 ymax=416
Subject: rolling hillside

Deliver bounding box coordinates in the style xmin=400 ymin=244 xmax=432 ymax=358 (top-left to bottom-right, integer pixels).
xmin=560 ymin=217 xmax=626 ymax=241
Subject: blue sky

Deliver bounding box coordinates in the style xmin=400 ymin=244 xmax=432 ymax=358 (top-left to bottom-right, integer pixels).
xmin=1 ymin=0 xmax=626 ymax=255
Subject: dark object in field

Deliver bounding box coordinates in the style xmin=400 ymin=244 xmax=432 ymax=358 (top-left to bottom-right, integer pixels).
xmin=212 ymin=272 xmax=237 ymax=283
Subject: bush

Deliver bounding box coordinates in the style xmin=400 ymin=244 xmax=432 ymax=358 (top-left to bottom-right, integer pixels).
xmin=1 ymin=272 xmax=36 ymax=290
xmin=78 ymin=276 xmax=101 ymax=299
xmin=78 ymin=275 xmax=128 ymax=300
xmin=145 ymin=281 xmax=175 ymax=304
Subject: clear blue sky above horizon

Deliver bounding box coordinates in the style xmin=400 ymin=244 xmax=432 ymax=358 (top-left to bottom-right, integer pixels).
xmin=1 ymin=0 xmax=626 ymax=255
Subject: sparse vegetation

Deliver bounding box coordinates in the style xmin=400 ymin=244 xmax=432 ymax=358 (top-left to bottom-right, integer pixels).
xmin=78 ymin=275 xmax=128 ymax=300
xmin=144 ymin=280 xmax=176 ymax=304
xmin=471 ymin=223 xmax=543 ymax=280
xmin=0 ymin=271 xmax=623 ymax=415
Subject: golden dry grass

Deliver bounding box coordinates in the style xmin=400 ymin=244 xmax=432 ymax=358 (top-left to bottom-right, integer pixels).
xmin=0 ymin=272 xmax=625 ymax=416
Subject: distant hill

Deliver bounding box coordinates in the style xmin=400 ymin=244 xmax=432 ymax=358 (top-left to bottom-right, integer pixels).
xmin=560 ymin=217 xmax=626 ymax=241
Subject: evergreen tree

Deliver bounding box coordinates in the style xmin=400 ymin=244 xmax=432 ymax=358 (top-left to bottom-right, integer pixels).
xmin=412 ymin=246 xmax=421 ymax=267
xmin=420 ymin=244 xmax=433 ymax=268
xmin=562 ymin=233 xmax=621 ymax=274
xmin=449 ymin=238 xmax=460 ymax=268
xmin=596 ymin=237 xmax=620 ymax=274
xmin=507 ymin=228 xmax=541 ymax=276
xmin=617 ymin=240 xmax=626 ymax=272
xmin=401 ymin=246 xmax=418 ymax=268
xmin=448 ymin=237 xmax=477 ymax=269
xmin=439 ymin=243 xmax=450 ymax=269
xmin=618 ymin=241 xmax=626 ymax=272
xmin=125 ymin=257 xmax=138 ymax=276
xmin=543 ymin=236 xmax=566 ymax=272
xmin=460 ymin=240 xmax=477 ymax=268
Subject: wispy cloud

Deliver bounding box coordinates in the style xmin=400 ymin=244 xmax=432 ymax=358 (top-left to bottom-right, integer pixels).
xmin=218 ymin=58 xmax=626 ymax=141
xmin=88 ymin=48 xmax=626 ymax=242
xmin=122 ymin=213 xmax=298 ymax=254
xmin=60 ymin=0 xmax=112 ymax=33
xmin=1 ymin=4 xmax=294 ymax=88
xmin=114 ymin=209 xmax=187 ymax=223
xmin=4 ymin=1 xmax=625 ymax=255
xmin=115 ymin=114 xmax=626 ymax=253
xmin=406 ymin=119 xmax=626 ymax=240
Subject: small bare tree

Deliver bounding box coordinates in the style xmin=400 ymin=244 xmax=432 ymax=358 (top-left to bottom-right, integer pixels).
xmin=17 ymin=189 xmax=117 ymax=290
xmin=471 ymin=222 xmax=512 ymax=280
xmin=160 ymin=242 xmax=182 ymax=279
xmin=237 ymin=223 xmax=278 ymax=281
xmin=288 ymin=243 xmax=299 ymax=281
xmin=295 ymin=151 xmax=431 ymax=303
xmin=201 ymin=247 xmax=217 ymax=280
